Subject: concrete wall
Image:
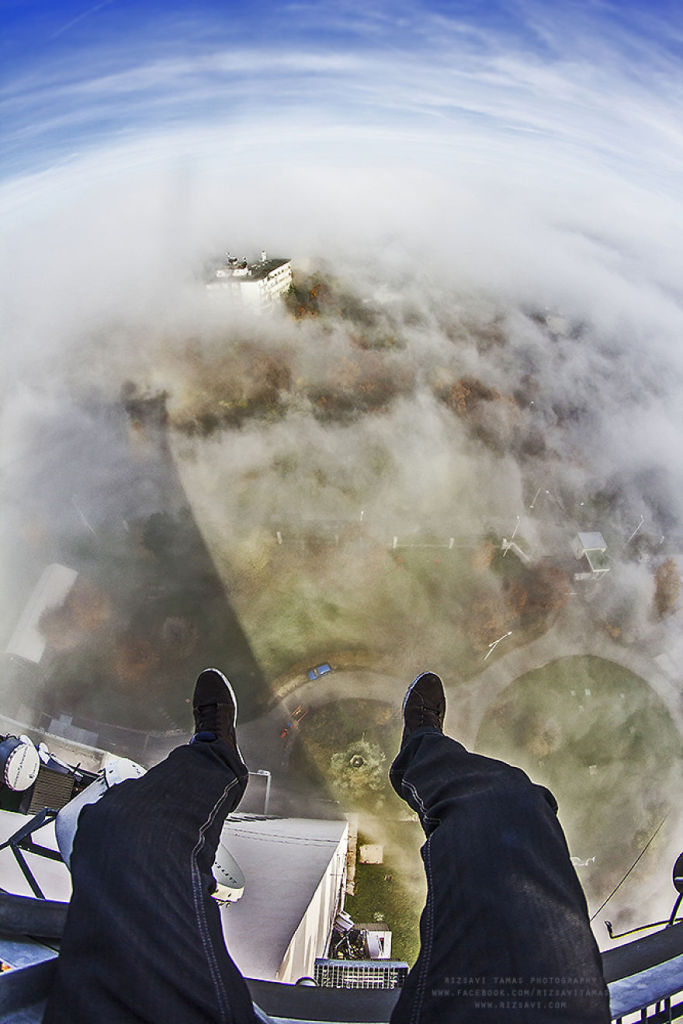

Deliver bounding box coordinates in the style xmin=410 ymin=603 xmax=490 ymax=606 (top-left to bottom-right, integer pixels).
xmin=277 ymin=826 xmax=348 ymax=984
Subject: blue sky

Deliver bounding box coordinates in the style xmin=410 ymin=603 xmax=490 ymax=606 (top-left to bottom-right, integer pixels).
xmin=2 ymin=0 xmax=682 ymax=188
xmin=1 ymin=0 xmax=681 ymax=353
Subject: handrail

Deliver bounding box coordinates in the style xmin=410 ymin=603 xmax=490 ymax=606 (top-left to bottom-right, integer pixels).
xmin=0 ymin=924 xmax=682 ymax=1022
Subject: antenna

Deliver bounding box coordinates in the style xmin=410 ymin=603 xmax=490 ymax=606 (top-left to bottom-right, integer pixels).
xmin=592 ymin=817 xmax=667 ymax=923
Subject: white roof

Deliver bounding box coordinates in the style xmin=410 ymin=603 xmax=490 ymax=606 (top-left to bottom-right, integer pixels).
xmin=0 ymin=808 xmax=347 ymax=984
xmin=5 ymin=564 xmax=78 ymax=663
xmin=577 ymin=532 xmax=606 ymax=551
xmin=219 ymin=815 xmax=347 ymax=980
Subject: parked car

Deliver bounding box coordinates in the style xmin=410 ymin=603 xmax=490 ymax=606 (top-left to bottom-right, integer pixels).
xmin=307 ymin=663 xmax=332 ymax=681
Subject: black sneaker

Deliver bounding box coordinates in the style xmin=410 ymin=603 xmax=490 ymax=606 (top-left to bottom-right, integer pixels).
xmin=192 ymin=668 xmax=243 ymax=761
xmin=401 ymin=671 xmax=445 ymax=745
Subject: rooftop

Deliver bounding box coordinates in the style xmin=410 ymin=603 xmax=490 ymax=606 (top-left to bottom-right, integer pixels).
xmin=577 ymin=531 xmax=607 ymax=551
xmin=209 ymin=252 xmax=291 ymax=284
xmin=219 ymin=814 xmax=348 ymax=981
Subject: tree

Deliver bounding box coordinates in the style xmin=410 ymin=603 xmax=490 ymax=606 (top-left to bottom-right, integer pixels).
xmin=329 ymin=739 xmax=387 ymax=796
xmin=439 ymin=376 xmax=500 ymax=416
xmin=39 ymin=579 xmax=111 ymax=651
xmin=114 ymin=632 xmax=159 ymax=684
xmin=466 ymin=590 xmax=509 ymax=652
xmin=471 ymin=539 xmax=496 ymax=570
xmin=161 ymin=616 xmax=199 ymax=657
xmin=523 ymin=566 xmax=570 ymax=620
xmin=142 ymin=511 xmax=178 ymax=557
xmin=654 ymin=558 xmax=680 ymax=618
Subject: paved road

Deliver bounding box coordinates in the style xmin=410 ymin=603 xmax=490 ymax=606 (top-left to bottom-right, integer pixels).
xmin=453 ymin=602 xmax=683 ymax=747
xmin=235 ymin=598 xmax=683 ymax=815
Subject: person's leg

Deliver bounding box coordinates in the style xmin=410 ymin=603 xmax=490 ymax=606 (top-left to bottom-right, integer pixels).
xmin=44 ymin=672 xmax=258 ymax=1024
xmin=389 ymin=674 xmax=611 ymax=1024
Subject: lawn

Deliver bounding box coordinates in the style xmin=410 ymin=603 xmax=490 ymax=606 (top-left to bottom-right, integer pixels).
xmin=289 ymin=699 xmax=426 ymax=963
xmin=224 ymin=529 xmax=561 ymax=688
xmin=476 ymin=656 xmax=682 ymax=916
xmin=345 ymin=822 xmax=426 ymax=966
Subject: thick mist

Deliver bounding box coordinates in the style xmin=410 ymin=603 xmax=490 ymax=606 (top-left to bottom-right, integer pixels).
xmin=1 ymin=0 xmax=682 ymax=946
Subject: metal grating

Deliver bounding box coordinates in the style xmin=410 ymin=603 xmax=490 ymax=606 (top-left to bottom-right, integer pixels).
xmin=26 ymin=767 xmax=74 ymax=814
xmin=314 ymin=959 xmax=408 ymax=990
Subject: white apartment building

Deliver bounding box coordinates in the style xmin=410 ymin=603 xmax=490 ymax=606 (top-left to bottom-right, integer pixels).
xmin=219 ymin=815 xmax=349 ymax=984
xmin=207 ymin=250 xmax=293 ymax=308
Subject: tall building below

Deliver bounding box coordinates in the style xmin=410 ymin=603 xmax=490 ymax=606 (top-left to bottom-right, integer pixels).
xmin=219 ymin=814 xmax=349 ymax=984
xmin=206 ymin=250 xmax=293 ymax=307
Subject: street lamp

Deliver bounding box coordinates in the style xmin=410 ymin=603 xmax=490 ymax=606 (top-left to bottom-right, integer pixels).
xmin=502 ymin=517 xmax=520 ymax=556
xmin=625 ymin=515 xmax=645 ymax=547
xmin=252 ymin=769 xmax=271 ymax=815
xmin=483 ymin=631 xmax=512 ymax=661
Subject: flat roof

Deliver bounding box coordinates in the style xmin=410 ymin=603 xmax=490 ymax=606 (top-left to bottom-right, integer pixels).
xmin=577 ymin=531 xmax=606 ymax=551
xmin=246 ymin=258 xmax=291 ymax=281
xmin=219 ymin=814 xmax=347 ymax=981
xmin=0 ymin=807 xmax=346 ymax=986
xmin=5 ymin=564 xmax=78 ymax=663
xmin=209 ymin=258 xmax=291 ymax=283
xmin=0 ymin=810 xmax=72 ymax=903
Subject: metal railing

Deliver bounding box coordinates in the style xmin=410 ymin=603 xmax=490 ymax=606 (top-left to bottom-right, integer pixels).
xmin=1 ymin=928 xmax=682 ymax=1024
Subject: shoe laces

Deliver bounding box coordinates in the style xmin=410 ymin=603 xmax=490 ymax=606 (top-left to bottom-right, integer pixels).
xmin=195 ymin=702 xmax=234 ymax=739
xmin=419 ymin=703 xmax=442 ymax=722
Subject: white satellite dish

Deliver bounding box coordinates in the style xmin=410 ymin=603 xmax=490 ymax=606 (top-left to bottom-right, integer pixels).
xmin=54 ymin=756 xmax=246 ymax=903
xmin=55 ymin=756 xmax=147 ymax=867
xmin=0 ymin=736 xmax=40 ymax=791
xmin=213 ymin=839 xmax=246 ymax=903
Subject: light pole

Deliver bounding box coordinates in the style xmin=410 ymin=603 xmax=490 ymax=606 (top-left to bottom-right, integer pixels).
xmin=625 ymin=515 xmax=645 ymax=547
xmin=483 ymin=631 xmax=512 ymax=661
xmin=529 ymin=487 xmax=542 ymax=510
xmin=252 ymin=769 xmax=271 ymax=814
xmin=503 ymin=516 xmax=520 ymax=556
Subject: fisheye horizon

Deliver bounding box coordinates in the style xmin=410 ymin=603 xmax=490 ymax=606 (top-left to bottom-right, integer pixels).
xmin=1 ymin=0 xmax=682 ymax=975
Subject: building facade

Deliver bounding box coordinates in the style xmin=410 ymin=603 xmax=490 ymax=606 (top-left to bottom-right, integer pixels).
xmin=207 ymin=251 xmax=293 ymax=308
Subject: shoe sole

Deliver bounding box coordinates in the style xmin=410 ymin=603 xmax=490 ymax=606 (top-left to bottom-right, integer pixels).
xmin=196 ymin=667 xmax=245 ymax=764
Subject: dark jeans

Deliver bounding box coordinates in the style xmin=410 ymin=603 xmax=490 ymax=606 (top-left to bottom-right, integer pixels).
xmin=43 ymin=739 xmax=258 ymax=1024
xmin=44 ymin=729 xmax=611 ymax=1024
xmin=389 ymin=728 xmax=611 ymax=1023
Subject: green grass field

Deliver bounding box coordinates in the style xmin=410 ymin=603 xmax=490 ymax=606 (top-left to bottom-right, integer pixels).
xmin=227 ymin=532 xmax=557 ymax=687
xmin=476 ymin=656 xmax=681 ymax=911
xmin=345 ymin=822 xmax=426 ymax=965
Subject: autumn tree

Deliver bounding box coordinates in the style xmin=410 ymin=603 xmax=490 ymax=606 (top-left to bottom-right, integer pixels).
xmin=516 ymin=711 xmax=562 ymax=760
xmin=654 ymin=558 xmax=680 ymax=618
xmin=39 ymin=579 xmax=111 ymax=651
xmin=114 ymin=632 xmax=159 ymax=685
xmin=439 ymin=376 xmax=501 ymax=416
xmin=329 ymin=739 xmax=387 ymax=796
xmin=466 ymin=590 xmax=509 ymax=652
xmin=522 ymin=566 xmax=570 ymax=621
xmin=471 ymin=539 xmax=496 ymax=571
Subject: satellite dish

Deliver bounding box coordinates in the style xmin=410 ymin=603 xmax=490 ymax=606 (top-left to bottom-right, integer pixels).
xmin=673 ymin=852 xmax=683 ymax=895
xmin=213 ymin=839 xmax=245 ymax=903
xmin=55 ymin=756 xmax=146 ymax=867
xmin=55 ymin=755 xmax=245 ymax=906
xmin=0 ymin=736 xmax=40 ymax=792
